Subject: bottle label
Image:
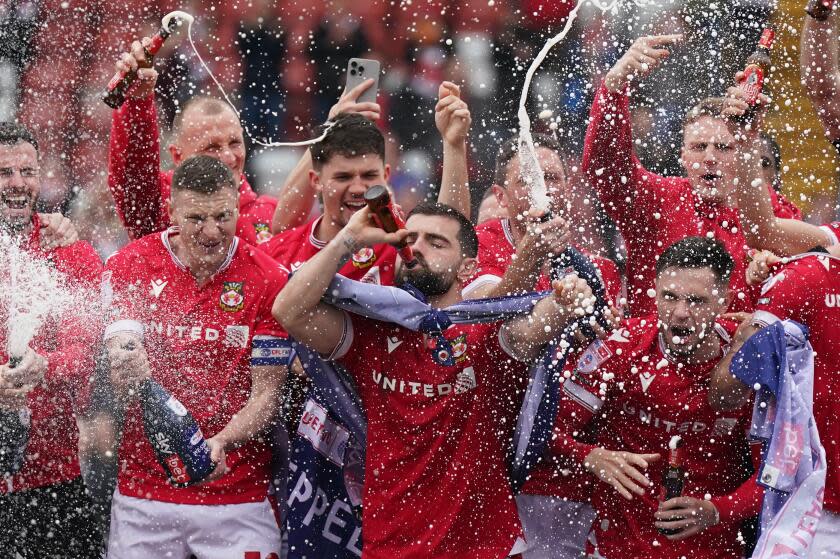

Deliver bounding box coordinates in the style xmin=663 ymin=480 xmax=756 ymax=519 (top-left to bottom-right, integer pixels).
xmin=165 ymin=396 xmax=188 ymax=417
xmin=758 ymin=28 xmax=775 ymax=50
xmin=164 ymin=453 xmax=191 ymax=486
xmin=106 ymin=72 xmax=126 ymax=91
xmin=741 ymin=65 xmax=765 ymax=105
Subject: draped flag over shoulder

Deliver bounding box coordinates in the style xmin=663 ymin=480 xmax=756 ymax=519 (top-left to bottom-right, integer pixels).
xmin=285 ymin=247 xmax=608 ymax=557
xmin=730 ymin=320 xmax=827 ymax=559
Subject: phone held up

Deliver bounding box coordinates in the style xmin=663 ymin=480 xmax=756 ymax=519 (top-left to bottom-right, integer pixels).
xmin=345 ymin=58 xmax=381 ymax=104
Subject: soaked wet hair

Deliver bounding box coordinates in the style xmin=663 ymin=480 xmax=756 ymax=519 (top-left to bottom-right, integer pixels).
xmin=493 ymin=133 xmax=564 ymax=187
xmin=683 ymin=97 xmax=728 ymax=130
xmin=311 ymin=113 xmax=385 ymax=171
xmin=0 ymin=122 xmax=39 ymax=154
xmin=171 ymin=155 xmax=237 ymax=194
xmin=171 ymin=96 xmax=236 ymax=135
xmin=656 ymin=237 xmax=734 ymax=286
xmin=407 ymin=202 xmax=478 ymax=258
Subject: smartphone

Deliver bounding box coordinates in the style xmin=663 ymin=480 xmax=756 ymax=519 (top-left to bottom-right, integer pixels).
xmin=345 ymin=58 xmax=380 ymax=104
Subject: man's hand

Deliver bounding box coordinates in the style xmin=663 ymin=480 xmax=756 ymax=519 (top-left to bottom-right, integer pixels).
xmin=329 ymin=79 xmax=381 ymax=121
xmin=654 ymin=496 xmax=719 ymax=540
xmin=435 ymin=82 xmax=471 ymax=146
xmin=341 ymin=206 xmax=410 ymax=252
xmin=584 ymin=447 xmax=660 ymax=500
xmin=114 ymin=37 xmax=158 ymax=100
xmin=0 ymin=348 xmax=48 ymax=409
xmin=106 ymin=333 xmax=151 ymax=400
xmin=552 ymin=274 xmax=595 ymax=320
xmin=200 ymin=436 xmax=230 ymax=484
xmin=722 ymin=71 xmax=772 ymax=136
xmin=604 ymin=35 xmax=682 ymax=92
xmin=745 ymin=249 xmax=782 ymax=285
xmin=38 ymin=213 xmax=78 ymax=250
xmin=519 ymin=209 xmax=570 ymax=263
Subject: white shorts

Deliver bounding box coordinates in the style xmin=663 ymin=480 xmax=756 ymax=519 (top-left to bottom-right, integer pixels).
xmin=107 ymin=489 xmax=282 ymax=559
xmin=812 ymin=509 xmax=840 ymax=558
xmin=516 ymin=494 xmax=596 ymax=559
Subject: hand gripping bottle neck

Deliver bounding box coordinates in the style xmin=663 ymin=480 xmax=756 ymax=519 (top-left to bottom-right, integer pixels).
xmin=363 ymin=185 xmax=418 ymax=268
xmin=101 ymin=15 xmax=184 ymax=108
xmin=139 ymin=378 xmax=215 ymax=487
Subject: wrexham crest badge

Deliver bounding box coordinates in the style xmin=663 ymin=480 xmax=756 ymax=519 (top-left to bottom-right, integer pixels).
xmin=220 ymin=281 xmax=245 ymax=312
xmin=254 ymin=222 xmax=273 ymax=244
xmin=351 ymin=247 xmax=376 ymax=269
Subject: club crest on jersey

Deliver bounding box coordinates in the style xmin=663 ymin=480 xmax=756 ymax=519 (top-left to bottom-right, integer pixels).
xmin=254 ymin=222 xmax=273 ymax=244
xmin=575 ymin=340 xmax=613 ymax=375
xmin=220 ymin=281 xmax=245 ymax=312
xmin=451 ymin=335 xmax=468 ymax=362
xmin=351 ymin=247 xmax=376 ymax=269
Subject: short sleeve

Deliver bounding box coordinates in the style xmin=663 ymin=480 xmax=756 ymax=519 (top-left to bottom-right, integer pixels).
xmin=754 ymin=264 xmax=812 ymax=326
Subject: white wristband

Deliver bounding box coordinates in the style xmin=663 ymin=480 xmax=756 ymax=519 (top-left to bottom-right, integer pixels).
xmin=104 ymin=320 xmax=144 ymax=341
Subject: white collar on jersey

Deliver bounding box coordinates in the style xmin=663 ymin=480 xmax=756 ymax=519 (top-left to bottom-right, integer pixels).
xmin=309 ymin=215 xmax=327 ymax=249
xmin=501 ymin=218 xmax=516 ymax=249
xmin=657 ymin=322 xmax=731 ymax=366
xmin=160 ymin=226 xmax=239 ymax=275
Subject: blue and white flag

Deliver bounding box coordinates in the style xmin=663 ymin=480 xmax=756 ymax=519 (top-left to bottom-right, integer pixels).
xmin=730 ymin=320 xmax=826 ymax=559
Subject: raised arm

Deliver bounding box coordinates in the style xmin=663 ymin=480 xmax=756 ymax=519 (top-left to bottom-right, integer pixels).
xmin=583 ymin=35 xmax=681 ymax=224
xmin=723 ymin=92 xmax=832 ymax=254
xmin=108 ymin=37 xmax=169 ymax=240
xmin=500 ymin=274 xmax=593 ymax=362
xmin=271 ymin=80 xmax=382 ymax=234
xmin=435 ymin=82 xmax=472 ymax=219
xmin=465 ymin=212 xmax=570 ymax=299
xmin=801 ymin=4 xmax=840 ymax=140
xmin=272 ymin=207 xmax=408 ymax=355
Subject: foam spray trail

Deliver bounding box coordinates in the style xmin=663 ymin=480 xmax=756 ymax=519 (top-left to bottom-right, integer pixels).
xmin=163 ymin=11 xmax=335 ymax=148
xmin=516 ymin=0 xmax=658 ymax=212
xmin=2 ymin=235 xmax=75 ymax=360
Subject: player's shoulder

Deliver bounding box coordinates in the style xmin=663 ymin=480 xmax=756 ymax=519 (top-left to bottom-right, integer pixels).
xmin=236 ymin=240 xmax=290 ymax=279
xmin=106 ymin=231 xmax=165 ymax=266
xmin=764 ymin=252 xmax=838 ymax=292
xmin=265 ymin=217 xmax=315 ymax=261
xmin=475 ymin=217 xmax=505 ymax=237
xmin=51 ymin=239 xmax=100 ymax=265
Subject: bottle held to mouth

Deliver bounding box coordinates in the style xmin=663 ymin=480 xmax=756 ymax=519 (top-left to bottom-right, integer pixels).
xmin=363 ymin=185 xmax=417 ymax=268
xmin=102 ymin=22 xmax=174 ymax=108
xmin=734 ymin=28 xmax=775 ymax=124
xmin=139 ymin=378 xmax=215 ymax=487
xmin=806 ymin=0 xmax=834 ymax=20
xmin=0 ymin=354 xmax=31 ymax=476
xmin=658 ymin=435 xmax=686 ymax=536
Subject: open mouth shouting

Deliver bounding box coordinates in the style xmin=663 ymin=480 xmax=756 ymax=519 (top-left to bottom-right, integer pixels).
xmin=669 ymin=325 xmax=693 ymax=343
xmin=341 ymin=199 xmax=367 ymax=213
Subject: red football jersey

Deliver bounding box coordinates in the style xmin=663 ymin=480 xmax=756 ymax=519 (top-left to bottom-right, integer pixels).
xmin=754 ymin=252 xmax=840 ymax=513
xmin=103 ymin=229 xmax=289 ymax=505
xmin=464 ymin=217 xmax=623 ymax=307
xmin=332 ymin=315 xmax=526 ymax=558
xmin=583 ymin=82 xmax=798 ymax=317
xmin=108 ymin=96 xmax=277 ymax=246
xmin=553 ymin=317 xmax=761 ymax=559
xmin=820 ymin=221 xmax=840 ymax=246
xmin=0 ymin=216 xmax=102 ymax=492
xmin=265 ymin=215 xmax=397 ymax=284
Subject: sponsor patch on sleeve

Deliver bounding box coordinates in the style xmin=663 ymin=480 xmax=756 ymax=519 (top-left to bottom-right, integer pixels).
xmin=251 ymin=335 xmax=293 ymax=366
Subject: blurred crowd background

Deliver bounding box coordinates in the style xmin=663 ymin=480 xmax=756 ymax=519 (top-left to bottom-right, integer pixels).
xmin=0 ymin=0 xmax=835 ymax=259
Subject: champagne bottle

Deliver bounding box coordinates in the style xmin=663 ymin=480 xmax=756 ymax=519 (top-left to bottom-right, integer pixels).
xmin=658 ymin=435 xmax=686 ymax=536
xmin=364 ymin=185 xmax=418 ymax=268
xmin=0 ymin=355 xmax=31 ymax=476
xmin=735 ymin=28 xmax=775 ymax=123
xmin=102 ymin=23 xmax=173 ymax=109
xmin=139 ymin=378 xmax=215 ymax=487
